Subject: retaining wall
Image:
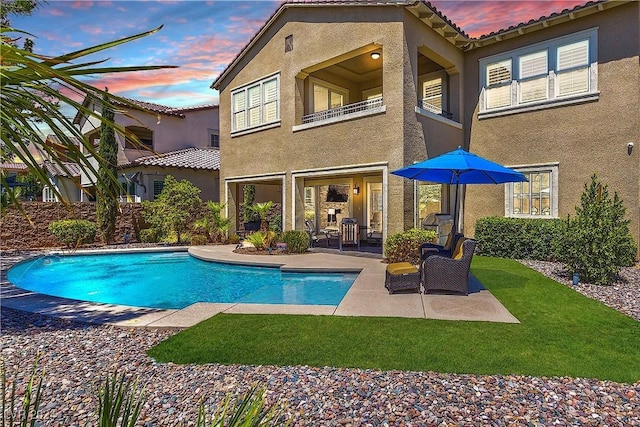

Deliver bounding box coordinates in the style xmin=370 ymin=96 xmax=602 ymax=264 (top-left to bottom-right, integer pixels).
xmin=1 ymin=202 xmax=144 ymax=249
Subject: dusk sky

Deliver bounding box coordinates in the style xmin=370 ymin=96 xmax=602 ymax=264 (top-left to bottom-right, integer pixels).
xmin=11 ymin=0 xmax=587 ymax=110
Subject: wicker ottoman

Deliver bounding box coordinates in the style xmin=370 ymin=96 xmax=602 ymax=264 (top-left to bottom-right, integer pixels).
xmin=385 ymin=262 xmax=421 ymax=294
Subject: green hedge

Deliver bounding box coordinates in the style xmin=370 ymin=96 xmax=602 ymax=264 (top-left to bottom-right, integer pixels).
xmin=384 ymin=228 xmax=437 ymax=264
xmin=474 ymin=217 xmax=564 ymax=260
xmin=48 ymin=219 xmax=97 ymax=248
xmin=278 ymin=230 xmax=310 ymax=254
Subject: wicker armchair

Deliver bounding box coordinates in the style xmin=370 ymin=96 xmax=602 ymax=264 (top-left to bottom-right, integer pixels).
xmin=419 ymin=232 xmax=463 ymax=261
xmin=421 ymin=239 xmax=476 ymax=295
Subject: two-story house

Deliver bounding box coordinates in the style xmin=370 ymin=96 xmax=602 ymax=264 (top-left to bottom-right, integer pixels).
xmin=73 ymin=95 xmax=221 ymax=202
xmin=212 ymin=0 xmax=639 ymax=255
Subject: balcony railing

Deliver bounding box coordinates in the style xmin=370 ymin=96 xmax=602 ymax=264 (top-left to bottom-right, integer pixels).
xmin=302 ymin=97 xmax=384 ymax=124
xmin=417 ymin=99 xmax=453 ymax=120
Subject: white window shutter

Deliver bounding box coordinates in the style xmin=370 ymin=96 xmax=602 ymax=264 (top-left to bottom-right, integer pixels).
xmin=248 ymin=85 xmax=261 ymax=107
xmin=558 ymin=40 xmax=589 ymax=70
xmin=232 ymin=92 xmax=245 ymax=112
xmin=422 ymin=78 xmax=443 ymax=112
xmin=487 ymin=59 xmax=512 ymax=86
xmin=557 ymin=68 xmax=589 ymax=96
xmin=486 ymin=85 xmax=511 ymax=109
xmin=520 ymin=51 xmax=547 ymax=79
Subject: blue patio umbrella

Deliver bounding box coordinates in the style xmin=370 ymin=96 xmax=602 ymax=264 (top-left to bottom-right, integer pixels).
xmin=391 ymin=146 xmax=528 ymax=231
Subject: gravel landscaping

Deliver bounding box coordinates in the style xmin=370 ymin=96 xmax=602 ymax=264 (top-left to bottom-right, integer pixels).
xmin=2 ymin=249 xmax=639 ymax=425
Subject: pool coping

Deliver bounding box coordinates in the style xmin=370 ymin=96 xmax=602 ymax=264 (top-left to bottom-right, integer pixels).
xmin=1 ymin=245 xmax=520 ymax=327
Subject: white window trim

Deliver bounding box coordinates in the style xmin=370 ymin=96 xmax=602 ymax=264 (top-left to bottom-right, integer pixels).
xmin=230 ymin=72 xmax=280 ymax=135
xmin=504 ymin=162 xmax=559 ymax=218
xmin=479 ymin=28 xmax=598 ymax=119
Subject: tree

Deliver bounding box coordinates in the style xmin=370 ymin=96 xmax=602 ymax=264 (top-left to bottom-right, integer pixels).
xmin=95 ymin=89 xmax=119 ymax=244
xmin=555 ymin=174 xmax=637 ymax=285
xmin=142 ymin=176 xmax=202 ymax=244
xmin=1 ymin=19 xmax=175 ymax=211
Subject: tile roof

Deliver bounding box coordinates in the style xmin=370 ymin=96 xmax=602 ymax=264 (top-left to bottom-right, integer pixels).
xmin=1 ymin=163 xmax=29 ymax=172
xmin=475 ymin=0 xmax=607 ymax=40
xmin=42 ymin=161 xmax=82 ymax=178
xmin=213 ymin=0 xmax=623 ymax=86
xmin=125 ymin=147 xmax=220 ymax=171
xmin=80 ymin=90 xmax=218 ymax=120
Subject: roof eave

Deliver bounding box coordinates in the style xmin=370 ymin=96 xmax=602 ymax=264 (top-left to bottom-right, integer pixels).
xmin=467 ymin=0 xmax=629 ymax=50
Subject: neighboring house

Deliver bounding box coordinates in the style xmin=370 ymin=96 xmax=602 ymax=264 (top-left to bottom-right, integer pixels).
xmin=41 ymin=161 xmax=82 ymax=202
xmin=73 ymin=96 xmax=220 ymax=202
xmin=212 ymin=0 xmax=639 ymax=255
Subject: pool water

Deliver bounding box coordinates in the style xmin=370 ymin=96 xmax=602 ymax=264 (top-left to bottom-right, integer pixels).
xmin=7 ymin=252 xmax=358 ymax=309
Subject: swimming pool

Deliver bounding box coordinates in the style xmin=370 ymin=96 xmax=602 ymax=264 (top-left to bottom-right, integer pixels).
xmin=7 ymin=251 xmax=359 ymax=309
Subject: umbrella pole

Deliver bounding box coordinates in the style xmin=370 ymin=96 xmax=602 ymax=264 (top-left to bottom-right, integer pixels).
xmin=453 ymin=183 xmax=459 ymax=233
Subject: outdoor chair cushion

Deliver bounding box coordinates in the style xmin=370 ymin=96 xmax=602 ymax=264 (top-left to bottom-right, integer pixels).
xmin=421 ymin=239 xmax=477 ymax=295
xmin=385 ymin=262 xmax=421 ymax=294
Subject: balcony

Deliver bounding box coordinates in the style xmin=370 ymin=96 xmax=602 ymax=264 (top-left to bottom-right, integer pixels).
xmin=294 ymin=97 xmax=385 ymax=132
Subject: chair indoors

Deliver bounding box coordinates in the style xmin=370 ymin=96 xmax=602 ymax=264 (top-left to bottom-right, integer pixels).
xmin=339 ymin=218 xmax=360 ymax=251
xmin=421 ymin=238 xmax=477 ymax=295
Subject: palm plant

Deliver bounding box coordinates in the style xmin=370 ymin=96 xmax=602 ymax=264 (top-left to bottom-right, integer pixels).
xmin=194 ymin=201 xmax=231 ymax=243
xmin=250 ymin=201 xmax=274 ymax=232
xmin=1 ymin=24 xmax=175 ymax=212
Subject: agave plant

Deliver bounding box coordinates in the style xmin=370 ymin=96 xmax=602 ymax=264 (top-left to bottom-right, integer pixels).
xmin=0 ymin=24 xmax=176 ymax=212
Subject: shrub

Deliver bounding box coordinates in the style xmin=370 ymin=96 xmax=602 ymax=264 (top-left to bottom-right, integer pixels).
xmin=48 ymin=219 xmax=97 ymax=248
xmin=278 ymin=230 xmax=310 ymax=254
xmin=142 ymin=175 xmax=202 ymax=244
xmin=245 ymin=231 xmax=276 ymax=250
xmin=554 ymin=174 xmax=637 ymax=285
xmin=190 ymin=234 xmax=208 ymax=246
xmin=138 ymin=228 xmax=160 ymax=243
xmin=475 ymin=217 xmax=564 ymax=260
xmin=384 ymin=228 xmax=437 ymax=264
xmin=227 ymin=233 xmax=241 ymax=245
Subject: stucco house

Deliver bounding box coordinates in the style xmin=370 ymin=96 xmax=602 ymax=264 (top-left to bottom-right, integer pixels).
xmin=73 ymin=95 xmax=221 ymax=202
xmin=211 ymin=0 xmax=638 ymax=255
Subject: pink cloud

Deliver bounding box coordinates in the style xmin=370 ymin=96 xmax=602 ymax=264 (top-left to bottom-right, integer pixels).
xmin=430 ymin=1 xmax=587 ymax=37
xmin=71 ymin=1 xmax=93 ymax=10
xmin=79 ymin=24 xmax=103 ymax=36
xmin=46 ymin=8 xmax=65 ymax=17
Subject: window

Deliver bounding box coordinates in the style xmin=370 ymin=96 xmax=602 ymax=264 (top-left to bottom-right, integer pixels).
xmin=312 ymin=81 xmax=347 ymax=113
xmin=422 ymin=77 xmax=443 ymax=114
xmin=125 ymin=126 xmax=153 ymax=149
xmin=231 ymin=74 xmax=280 ymax=133
xmin=479 ymin=29 xmax=597 ymax=117
xmin=505 ymin=164 xmax=558 ymax=218
xmin=208 ymin=129 xmax=219 ymax=149
xmin=153 ymin=180 xmax=164 ymax=199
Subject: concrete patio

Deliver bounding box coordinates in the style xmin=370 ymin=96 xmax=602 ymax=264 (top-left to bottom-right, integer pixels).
xmin=1 ymin=245 xmax=519 ymax=327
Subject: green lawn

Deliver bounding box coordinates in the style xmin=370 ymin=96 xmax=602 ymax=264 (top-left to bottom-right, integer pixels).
xmin=147 ymin=256 xmax=640 ymax=383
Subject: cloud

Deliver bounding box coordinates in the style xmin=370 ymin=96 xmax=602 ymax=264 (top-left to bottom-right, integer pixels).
xmin=46 ymin=8 xmax=66 ymax=17
xmin=71 ymin=1 xmax=93 ymax=10
xmin=430 ymin=0 xmax=586 ymax=37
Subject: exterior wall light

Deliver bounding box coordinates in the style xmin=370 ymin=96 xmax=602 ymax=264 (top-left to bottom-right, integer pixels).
xmin=353 ymin=183 xmax=360 ymax=195
xmin=628 ymin=142 xmax=634 ymax=155
xmin=370 ymin=52 xmax=381 ymax=60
